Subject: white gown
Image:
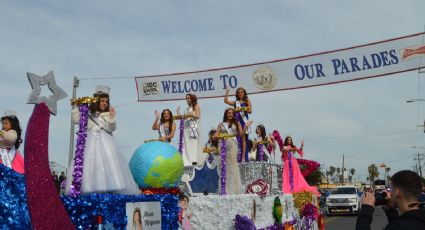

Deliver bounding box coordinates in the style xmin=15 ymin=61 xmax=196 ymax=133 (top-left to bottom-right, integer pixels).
xmin=65 ymin=110 xmax=139 ymax=195
xmin=182 ymin=107 xmax=206 ymax=168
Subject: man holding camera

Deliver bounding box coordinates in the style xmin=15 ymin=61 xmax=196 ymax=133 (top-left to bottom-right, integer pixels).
xmin=356 ymin=170 xmax=425 ymax=229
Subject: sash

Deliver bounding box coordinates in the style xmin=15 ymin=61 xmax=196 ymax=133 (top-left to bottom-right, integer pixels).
xmin=88 ymin=114 xmax=113 ymax=135
xmin=186 ymin=107 xmax=198 ymax=139
xmin=159 ymin=123 xmax=166 ymax=138
xmin=235 ymin=101 xmax=249 ymax=134
xmin=255 ymin=136 xmax=265 ymax=161
xmin=0 ymin=146 xmax=15 ymax=168
xmin=222 ymin=122 xmax=238 ymax=144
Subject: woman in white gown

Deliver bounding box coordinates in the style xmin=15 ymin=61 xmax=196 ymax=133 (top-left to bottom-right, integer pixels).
xmin=214 ymin=108 xmax=244 ymax=195
xmin=178 ymin=94 xmax=205 ymax=167
xmin=65 ymin=85 xmax=139 ymax=195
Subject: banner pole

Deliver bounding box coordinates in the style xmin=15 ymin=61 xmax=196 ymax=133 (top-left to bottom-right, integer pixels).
xmin=68 ymin=76 xmax=79 ymax=167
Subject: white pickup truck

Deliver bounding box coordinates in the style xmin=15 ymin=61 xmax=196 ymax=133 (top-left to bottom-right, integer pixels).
xmin=325 ymin=186 xmax=361 ymax=215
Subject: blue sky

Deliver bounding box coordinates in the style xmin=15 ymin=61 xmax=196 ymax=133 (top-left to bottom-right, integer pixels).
xmin=1 ymin=0 xmax=424 ymax=182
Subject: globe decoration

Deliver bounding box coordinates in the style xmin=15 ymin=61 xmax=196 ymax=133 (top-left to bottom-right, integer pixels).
xmin=129 ymin=141 xmax=184 ymax=188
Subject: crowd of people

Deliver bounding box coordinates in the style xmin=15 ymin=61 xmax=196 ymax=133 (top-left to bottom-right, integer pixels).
xmin=51 ymin=171 xmax=67 ymax=194
xmin=152 ymin=86 xmax=319 ymax=195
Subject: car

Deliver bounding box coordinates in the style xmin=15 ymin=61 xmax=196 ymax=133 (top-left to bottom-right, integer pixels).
xmin=325 ymin=186 xmax=361 ymax=216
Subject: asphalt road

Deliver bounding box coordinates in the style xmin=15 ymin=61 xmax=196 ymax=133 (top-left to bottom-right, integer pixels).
xmin=324 ymin=207 xmax=388 ymax=230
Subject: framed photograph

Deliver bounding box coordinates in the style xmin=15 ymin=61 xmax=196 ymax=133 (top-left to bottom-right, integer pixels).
xmin=126 ymin=202 xmax=161 ymax=230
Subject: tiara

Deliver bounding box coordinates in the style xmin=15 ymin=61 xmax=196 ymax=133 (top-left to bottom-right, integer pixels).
xmin=94 ymin=85 xmax=111 ymax=95
xmin=3 ymin=110 xmax=17 ymax=118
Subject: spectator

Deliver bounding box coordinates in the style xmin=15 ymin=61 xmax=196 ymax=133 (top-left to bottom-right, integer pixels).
xmin=418 ymin=186 xmax=425 ymax=201
xmin=356 ymin=170 xmax=425 ymax=229
xmin=52 ymin=171 xmax=60 ymax=193
xmin=59 ymin=171 xmax=66 ymax=183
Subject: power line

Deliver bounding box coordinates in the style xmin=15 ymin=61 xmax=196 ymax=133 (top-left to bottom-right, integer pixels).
xmin=385 ymin=155 xmax=417 ymax=164
xmin=79 ymin=76 xmax=134 ymax=80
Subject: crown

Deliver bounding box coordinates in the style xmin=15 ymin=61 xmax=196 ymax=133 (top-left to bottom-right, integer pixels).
xmin=3 ymin=110 xmax=17 ymax=118
xmin=94 ymin=85 xmax=111 ymax=95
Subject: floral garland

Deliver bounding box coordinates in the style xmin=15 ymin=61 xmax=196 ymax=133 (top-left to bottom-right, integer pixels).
xmin=293 ymin=191 xmax=314 ymax=215
xmin=234 ymin=106 xmax=249 ymax=112
xmin=173 ymin=114 xmax=192 ymax=120
xmin=144 ymin=139 xmax=165 ymax=143
xmin=271 ymin=130 xmax=284 ymax=153
xmin=70 ymin=96 xmax=98 ymax=106
xmin=234 ymin=215 xmax=256 ymax=230
xmin=220 ymin=138 xmax=227 ymax=195
xmin=297 ymin=158 xmax=320 ymax=177
xmin=178 ymin=118 xmax=184 ymax=154
xmin=301 ymin=202 xmax=319 ymax=230
xmin=216 ymin=133 xmax=236 ymax=139
xmin=258 ymin=219 xmax=297 ymax=230
xmin=237 ymin=135 xmax=243 ymax=163
xmin=140 ymin=187 xmax=181 ymax=195
xmin=203 ymin=146 xmax=218 ymax=155
xmin=69 ymin=104 xmax=89 ymax=197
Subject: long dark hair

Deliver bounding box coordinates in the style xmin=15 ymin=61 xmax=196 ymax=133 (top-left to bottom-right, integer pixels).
xmin=160 ymin=109 xmax=174 ymax=129
xmin=208 ymin=129 xmax=218 ymax=148
xmin=235 ymin=87 xmax=248 ymax=101
xmin=222 ymin=108 xmax=238 ymax=129
xmin=186 ymin=94 xmax=198 ymax=108
xmin=283 ymin=136 xmax=296 ymax=148
xmin=89 ymin=93 xmax=110 ymax=114
xmin=1 ymin=116 xmax=22 ymax=149
xmin=256 ymin=125 xmax=266 ymax=140
xmin=133 ymin=207 xmax=142 ymax=225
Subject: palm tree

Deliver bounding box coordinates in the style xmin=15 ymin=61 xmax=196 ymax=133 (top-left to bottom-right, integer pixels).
xmin=368 ymin=164 xmax=379 ymax=186
xmin=329 ymin=166 xmax=336 ymax=182
xmin=350 ymin=168 xmax=355 ymax=176
xmin=385 ymin=167 xmax=391 ymax=186
xmin=385 ymin=167 xmax=390 ymax=175
xmin=336 ymin=167 xmax=342 ymax=183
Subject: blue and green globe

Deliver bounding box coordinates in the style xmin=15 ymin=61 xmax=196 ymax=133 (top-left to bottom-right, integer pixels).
xmin=129 ymin=141 xmax=183 ymax=188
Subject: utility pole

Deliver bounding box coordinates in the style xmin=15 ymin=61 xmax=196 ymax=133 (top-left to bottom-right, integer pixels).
xmin=68 ymin=77 xmax=79 ymax=167
xmin=414 ymin=152 xmax=423 ymax=178
xmin=342 ymin=154 xmax=345 ymax=185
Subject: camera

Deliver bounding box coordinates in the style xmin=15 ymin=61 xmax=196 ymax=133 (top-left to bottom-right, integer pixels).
xmin=374 ymin=191 xmax=388 ymax=206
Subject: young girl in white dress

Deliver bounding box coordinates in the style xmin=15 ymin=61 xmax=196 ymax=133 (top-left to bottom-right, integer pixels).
xmin=65 ymin=86 xmax=139 ymax=195
xmin=0 ymin=111 xmax=25 ymax=174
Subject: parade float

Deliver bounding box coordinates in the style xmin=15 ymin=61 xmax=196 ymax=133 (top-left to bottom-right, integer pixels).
xmin=0 ymin=71 xmax=323 ymax=229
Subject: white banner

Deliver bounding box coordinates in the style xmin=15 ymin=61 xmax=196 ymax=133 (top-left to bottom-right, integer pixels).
xmin=135 ymin=32 xmax=425 ymax=102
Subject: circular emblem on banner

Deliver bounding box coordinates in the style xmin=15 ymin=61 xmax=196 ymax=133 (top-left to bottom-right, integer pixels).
xmin=252 ymin=65 xmax=277 ymax=90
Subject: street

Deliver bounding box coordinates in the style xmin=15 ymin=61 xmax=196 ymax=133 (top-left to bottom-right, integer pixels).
xmin=324 ymin=207 xmax=388 ymax=229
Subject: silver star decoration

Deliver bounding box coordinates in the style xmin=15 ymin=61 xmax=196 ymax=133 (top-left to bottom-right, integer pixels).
xmin=27 ymin=71 xmax=68 ymax=115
